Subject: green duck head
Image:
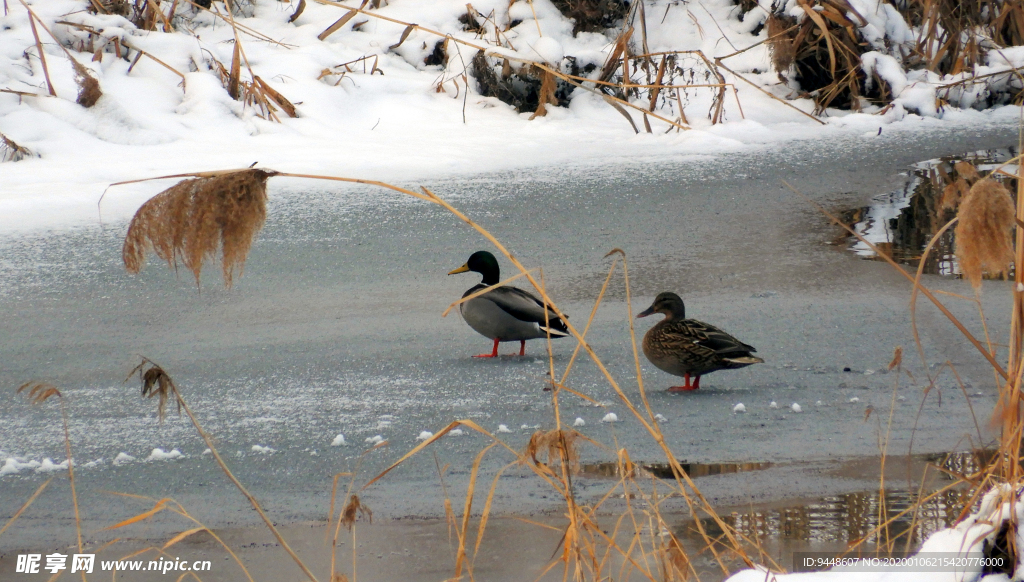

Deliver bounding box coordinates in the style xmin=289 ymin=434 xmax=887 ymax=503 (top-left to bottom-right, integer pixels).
xmin=448 ymin=251 xmax=500 ymax=285
xmin=636 ymin=292 xmax=686 ymax=320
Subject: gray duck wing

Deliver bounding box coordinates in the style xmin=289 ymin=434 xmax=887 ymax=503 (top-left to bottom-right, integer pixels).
xmin=484 ymin=286 xmax=567 ymax=330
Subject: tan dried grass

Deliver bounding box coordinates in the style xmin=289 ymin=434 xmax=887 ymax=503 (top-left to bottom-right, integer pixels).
xmin=122 ymin=169 xmax=270 ymax=287
xmin=954 ymin=178 xmax=1016 ymax=288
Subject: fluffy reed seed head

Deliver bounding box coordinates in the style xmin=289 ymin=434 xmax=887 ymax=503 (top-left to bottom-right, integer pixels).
xmin=123 ymin=169 xmax=270 ymax=287
xmin=954 ymin=178 xmax=1016 ymax=288
xmin=524 ymin=429 xmax=581 ymax=473
xmin=766 ymin=14 xmax=795 ymax=72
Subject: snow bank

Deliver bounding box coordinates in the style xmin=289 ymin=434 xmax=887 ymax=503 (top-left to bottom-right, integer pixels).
xmin=1 ymin=0 xmax=1020 ymax=233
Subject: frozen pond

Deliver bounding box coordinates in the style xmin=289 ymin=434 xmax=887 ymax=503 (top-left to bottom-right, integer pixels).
xmin=1 ymin=121 xmax=1020 ymax=549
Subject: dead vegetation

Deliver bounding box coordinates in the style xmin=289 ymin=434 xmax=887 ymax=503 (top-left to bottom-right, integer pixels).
xmin=122 ymin=169 xmax=270 ymax=287
xmin=0 ymin=131 xmax=36 ymax=162
xmin=551 ymin=0 xmax=630 ymax=35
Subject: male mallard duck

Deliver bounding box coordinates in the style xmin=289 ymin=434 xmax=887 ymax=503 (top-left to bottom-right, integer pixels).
xmin=448 ymin=251 xmax=569 ymax=357
xmin=637 ymin=292 xmax=763 ymax=391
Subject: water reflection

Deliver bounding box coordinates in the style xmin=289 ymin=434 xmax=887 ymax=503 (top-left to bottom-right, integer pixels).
xmin=580 ymin=460 xmax=772 ymax=480
xmin=841 ymin=148 xmax=1018 ymax=276
xmin=686 ymin=488 xmax=971 ymax=546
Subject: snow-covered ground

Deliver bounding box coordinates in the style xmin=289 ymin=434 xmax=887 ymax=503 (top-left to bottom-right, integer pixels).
xmin=1 ymin=0 xmax=1022 ymax=234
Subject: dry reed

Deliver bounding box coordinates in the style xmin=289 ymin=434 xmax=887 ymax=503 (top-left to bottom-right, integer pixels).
xmin=122 ymin=169 xmax=270 ymax=287
xmin=954 ymin=179 xmax=1016 ymax=287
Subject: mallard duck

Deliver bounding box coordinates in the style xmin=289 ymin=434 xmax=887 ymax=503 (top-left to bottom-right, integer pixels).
xmin=637 ymin=292 xmax=763 ymax=391
xmin=448 ymin=251 xmax=569 ymax=357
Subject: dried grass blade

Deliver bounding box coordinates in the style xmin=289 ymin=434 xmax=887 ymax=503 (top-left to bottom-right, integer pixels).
xmin=442 ymin=269 xmax=536 ymax=317
xmin=289 ymin=0 xmax=306 ymax=22
xmin=228 ymin=41 xmax=241 ymax=100
xmin=163 ymin=527 xmax=207 ymax=549
xmin=319 ymin=9 xmax=357 ymax=40
xmin=103 ymin=499 xmax=171 ymax=530
xmin=455 ymin=442 xmax=497 ymax=578
xmin=0 ymin=478 xmax=52 ymax=539
xmin=389 ymin=24 xmax=417 ymax=50
xmin=604 ymin=96 xmax=640 ymax=133
xmin=254 ymin=76 xmax=297 ymax=117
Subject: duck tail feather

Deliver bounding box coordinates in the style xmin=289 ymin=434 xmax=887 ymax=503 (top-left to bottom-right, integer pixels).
xmin=723 ymin=355 xmax=765 ymax=366
xmin=540 ymin=325 xmax=569 ymax=338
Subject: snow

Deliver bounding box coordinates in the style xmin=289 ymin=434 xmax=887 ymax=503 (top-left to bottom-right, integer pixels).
xmin=849 ymin=397 xmax=861 ymax=403
xmin=202 ymin=448 xmax=212 ymax=455
xmin=573 ymin=417 xmax=585 ymax=427
xmin=791 ymin=403 xmax=802 ymax=413
xmin=449 ymin=428 xmax=464 ymax=436
xmin=365 ymin=435 xmax=385 ymax=445
xmin=416 ymin=431 xmax=433 ymax=441
xmin=654 ymin=414 xmax=667 ymax=423
xmin=112 ymin=452 xmax=136 ymax=465
xmin=251 ymin=444 xmax=275 ymax=454
xmin=1 ymin=457 xmax=41 ymax=475
xmin=36 ymin=458 xmax=70 ymax=473
xmin=733 ymin=403 xmax=746 ymax=413
xmin=770 ymin=401 xmax=779 ymax=409
xmin=146 ymin=447 xmax=183 ymax=461
xmin=497 ymin=424 xmax=513 ymax=433
xmin=816 ymin=400 xmax=824 ymax=406
xmin=0 ymin=0 xmax=1019 ymax=234
xmin=601 ymin=413 xmax=619 ymax=423
xmin=331 ymin=434 xmax=347 ymax=446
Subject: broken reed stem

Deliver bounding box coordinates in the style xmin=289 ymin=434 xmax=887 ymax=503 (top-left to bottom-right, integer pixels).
xmin=24 ymin=3 xmax=55 ymax=96
xmin=167 ymin=382 xmax=320 ymax=582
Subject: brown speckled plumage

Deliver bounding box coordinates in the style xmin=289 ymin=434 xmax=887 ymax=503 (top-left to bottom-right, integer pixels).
xmin=638 ymin=292 xmax=763 ymax=390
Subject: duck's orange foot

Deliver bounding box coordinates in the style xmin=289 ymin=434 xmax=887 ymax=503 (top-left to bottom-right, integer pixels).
xmin=473 ymin=338 xmax=500 ymax=358
xmin=667 ymin=385 xmax=699 ymax=392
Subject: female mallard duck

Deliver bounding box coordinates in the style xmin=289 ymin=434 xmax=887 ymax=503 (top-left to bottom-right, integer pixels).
xmin=637 ymin=292 xmax=763 ymax=391
xmin=448 ymin=251 xmax=569 ymax=357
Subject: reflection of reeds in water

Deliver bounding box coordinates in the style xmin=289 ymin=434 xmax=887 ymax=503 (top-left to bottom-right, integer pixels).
xmin=686 ymin=488 xmax=971 ymax=547
xmin=843 ymin=149 xmax=1018 ymax=277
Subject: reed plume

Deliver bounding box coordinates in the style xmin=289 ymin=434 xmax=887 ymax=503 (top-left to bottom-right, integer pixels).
xmin=954 ymin=178 xmax=1016 ymax=287
xmin=122 ymin=169 xmax=270 ymax=287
